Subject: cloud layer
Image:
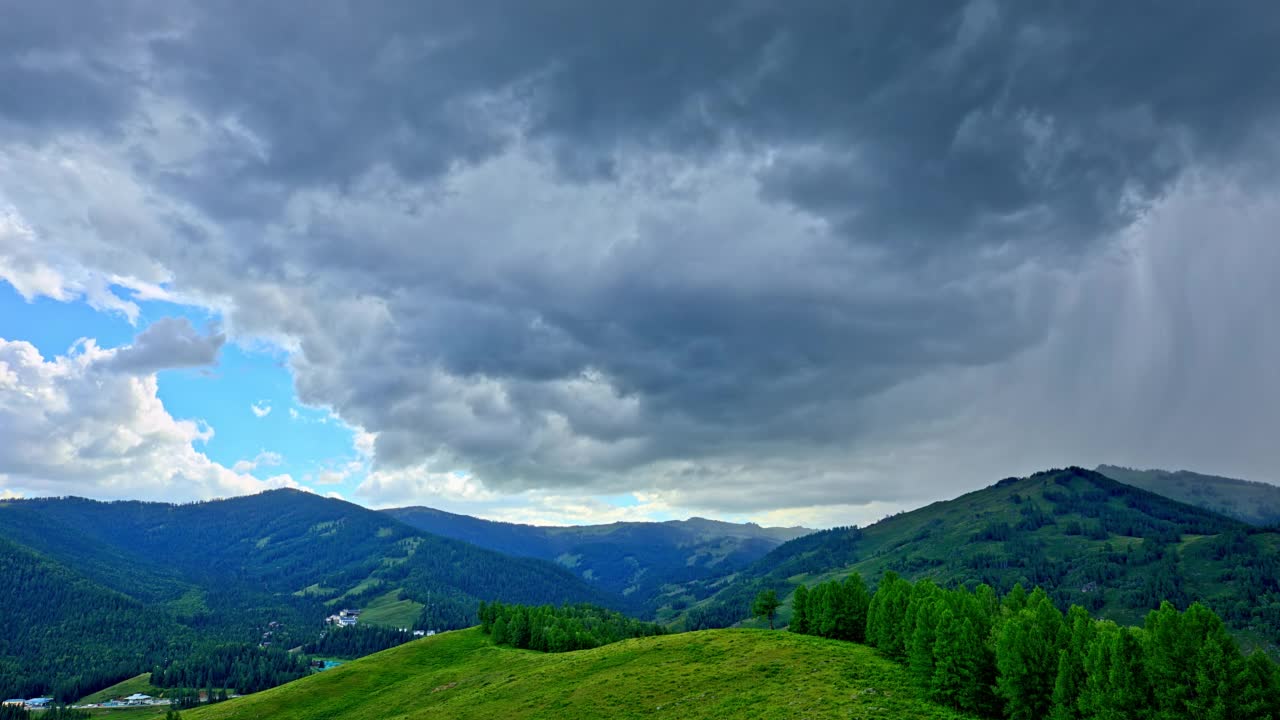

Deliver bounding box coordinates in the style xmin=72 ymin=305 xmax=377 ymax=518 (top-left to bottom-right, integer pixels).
xmin=2 ymin=1 xmax=1280 ymax=519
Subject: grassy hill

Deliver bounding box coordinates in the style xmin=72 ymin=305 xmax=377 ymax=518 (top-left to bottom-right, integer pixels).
xmin=679 ymin=468 xmax=1280 ymax=649
xmin=76 ymin=673 xmax=163 ymax=704
xmin=383 ymin=506 xmax=810 ymax=617
xmin=1097 ymin=464 xmax=1280 ymax=526
xmin=187 ymin=627 xmax=973 ymax=720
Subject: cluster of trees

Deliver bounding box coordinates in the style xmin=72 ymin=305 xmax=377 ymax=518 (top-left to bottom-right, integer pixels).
xmin=789 ymin=575 xmax=870 ymax=641
xmin=478 ymin=603 xmax=666 ymax=653
xmin=151 ymin=644 xmax=310 ymax=694
xmin=768 ymin=571 xmax=1280 ymax=719
xmin=303 ymin=626 xmax=416 ymax=659
xmin=0 ymin=708 xmax=94 ymax=720
xmin=168 ymin=688 xmax=227 ymax=710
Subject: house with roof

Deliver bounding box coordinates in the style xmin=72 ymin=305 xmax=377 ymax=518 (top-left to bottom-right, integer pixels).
xmin=2 ymin=699 xmax=24 ymax=707
xmin=124 ymin=693 xmax=153 ymax=705
xmin=26 ymin=698 xmax=53 ymax=709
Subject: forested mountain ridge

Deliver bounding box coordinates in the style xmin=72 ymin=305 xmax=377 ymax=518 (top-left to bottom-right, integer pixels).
xmin=384 ymin=505 xmax=810 ymax=617
xmin=678 ymin=467 xmax=1280 ymax=651
xmin=0 ymin=490 xmax=611 ymax=700
xmin=1097 ymin=464 xmax=1280 ymax=526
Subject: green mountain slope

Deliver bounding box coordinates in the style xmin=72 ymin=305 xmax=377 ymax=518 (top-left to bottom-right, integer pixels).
xmin=1097 ymin=464 xmax=1280 ymax=526
xmin=682 ymin=468 xmax=1280 ymax=648
xmin=0 ymin=490 xmax=613 ymax=699
xmin=384 ymin=506 xmax=810 ymax=617
xmin=0 ymin=536 xmax=193 ymax=700
xmin=186 ymin=627 xmax=973 ymax=720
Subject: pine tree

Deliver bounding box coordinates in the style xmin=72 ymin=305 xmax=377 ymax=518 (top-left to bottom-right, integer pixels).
xmin=1189 ymin=632 xmax=1244 ymax=720
xmin=867 ymin=571 xmax=910 ymax=656
xmin=840 ymin=573 xmax=871 ymax=643
xmin=1004 ymin=583 xmax=1029 ymax=614
xmin=1239 ymin=651 xmax=1280 ymax=720
xmin=791 ymin=585 xmax=810 ymax=634
xmin=1049 ymin=605 xmax=1094 ymax=720
xmin=996 ymin=588 xmax=1064 ymax=720
xmin=908 ymin=597 xmax=941 ymax=689
xmin=491 ymin=616 xmax=508 ymax=645
xmin=930 ymin=608 xmax=974 ymax=709
xmin=752 ymin=589 xmax=782 ymax=629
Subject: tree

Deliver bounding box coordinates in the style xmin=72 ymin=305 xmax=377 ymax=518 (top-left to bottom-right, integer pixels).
xmin=840 ymin=574 xmax=871 ymax=643
xmin=1049 ymin=605 xmax=1095 ymax=720
xmin=930 ymin=609 xmax=978 ymax=710
xmin=867 ymin=571 xmax=912 ymax=659
xmin=996 ymin=588 xmax=1064 ymax=720
xmin=790 ymin=585 xmax=810 ymax=634
xmin=752 ymin=589 xmax=782 ymax=629
xmin=1239 ymin=651 xmax=1280 ymax=720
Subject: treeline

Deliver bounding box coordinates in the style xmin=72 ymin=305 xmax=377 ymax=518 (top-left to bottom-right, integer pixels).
xmin=785 ymin=571 xmax=1280 ymax=719
xmin=0 ymin=708 xmax=94 ymax=720
xmin=151 ymin=644 xmax=309 ymax=694
xmin=169 ymin=687 xmax=228 ymax=710
xmin=303 ymin=626 xmax=416 ymax=659
xmin=478 ymin=603 xmax=666 ymax=653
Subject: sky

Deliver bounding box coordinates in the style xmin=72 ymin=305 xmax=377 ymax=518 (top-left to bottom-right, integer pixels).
xmin=2 ymin=1 xmax=1279 ymax=528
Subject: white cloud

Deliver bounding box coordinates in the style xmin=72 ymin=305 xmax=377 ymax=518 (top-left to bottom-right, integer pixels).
xmin=0 ymin=336 xmax=288 ymax=501
xmin=250 ymin=401 xmax=272 ymax=418
xmin=232 ymin=450 xmax=284 ymax=474
xmin=288 ymin=408 xmax=299 ymax=420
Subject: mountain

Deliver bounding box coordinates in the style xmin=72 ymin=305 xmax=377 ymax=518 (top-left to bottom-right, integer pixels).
xmin=185 ymin=627 xmax=972 ymax=720
xmin=0 ymin=490 xmax=610 ymax=700
xmin=679 ymin=467 xmax=1280 ymax=650
xmin=0 ymin=535 xmax=194 ymax=700
xmin=1096 ymin=464 xmax=1280 ymax=526
xmin=383 ymin=506 xmax=810 ymax=617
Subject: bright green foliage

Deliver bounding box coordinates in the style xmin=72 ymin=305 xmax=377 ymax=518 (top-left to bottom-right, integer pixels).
xmin=1049 ymin=606 xmax=1095 ymax=720
xmin=478 ymin=603 xmax=665 ymax=653
xmin=1190 ymin=633 xmax=1245 ymax=720
xmin=790 ymin=585 xmax=810 ymax=634
xmin=1142 ymin=601 xmax=1240 ymax=719
xmin=1003 ymin=584 xmax=1028 ymax=614
xmin=1078 ymin=622 xmax=1151 ymax=720
xmin=752 ymin=589 xmax=783 ymax=629
xmin=930 ymin=610 xmax=977 ymax=710
xmin=907 ymin=583 xmax=944 ymax=688
xmin=995 ymin=588 xmax=1065 ymax=720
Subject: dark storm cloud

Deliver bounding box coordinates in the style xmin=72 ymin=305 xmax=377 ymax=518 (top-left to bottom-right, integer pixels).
xmin=3 ymin=0 xmax=1280 ymax=507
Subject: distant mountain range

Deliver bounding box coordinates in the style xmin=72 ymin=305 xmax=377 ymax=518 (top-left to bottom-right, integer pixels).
xmin=6 ymin=463 xmax=1280 ymax=701
xmin=383 ymin=505 xmax=809 ymax=618
xmin=1096 ymin=464 xmax=1280 ymax=526
xmin=0 ymin=490 xmax=608 ymax=699
xmin=0 ymin=489 xmax=807 ymax=699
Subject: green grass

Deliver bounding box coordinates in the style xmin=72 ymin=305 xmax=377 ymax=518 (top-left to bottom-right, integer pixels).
xmin=187 ymin=628 xmax=974 ymax=720
xmin=358 ymin=589 xmax=424 ymax=628
xmin=84 ymin=707 xmax=172 ymax=718
xmin=77 ymin=673 xmax=163 ymax=704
